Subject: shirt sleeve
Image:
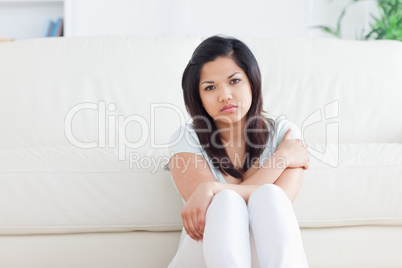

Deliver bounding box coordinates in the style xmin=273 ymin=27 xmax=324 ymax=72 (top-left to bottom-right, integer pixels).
xmin=275 ymin=116 xmax=301 ymax=147
xmin=163 ymin=124 xmax=204 ymax=171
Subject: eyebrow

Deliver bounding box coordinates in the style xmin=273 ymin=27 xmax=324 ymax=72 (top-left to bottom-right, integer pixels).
xmin=201 ymin=72 xmax=239 ymax=85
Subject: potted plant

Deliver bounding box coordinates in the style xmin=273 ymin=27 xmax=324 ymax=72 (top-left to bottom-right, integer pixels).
xmin=313 ymin=0 xmax=402 ymax=41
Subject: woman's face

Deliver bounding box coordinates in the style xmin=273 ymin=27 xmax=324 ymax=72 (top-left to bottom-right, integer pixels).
xmin=198 ymin=56 xmax=252 ymax=127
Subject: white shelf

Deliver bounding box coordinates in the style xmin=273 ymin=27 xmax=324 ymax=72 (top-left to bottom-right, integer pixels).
xmin=0 ymin=0 xmax=64 ymax=40
xmin=0 ymin=0 xmax=63 ymax=2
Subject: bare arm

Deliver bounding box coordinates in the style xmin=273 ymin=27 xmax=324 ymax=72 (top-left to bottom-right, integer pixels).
xmin=169 ymin=128 xmax=307 ymax=203
xmin=208 ymin=151 xmax=289 ymax=204
xmin=240 ymin=151 xmax=288 ymax=186
xmin=168 ymin=130 xmax=307 ymax=241
xmin=210 ymin=167 xmax=305 ymax=205
xmin=273 ymin=167 xmax=304 ymax=204
xmin=169 ymin=150 xmax=288 ymax=203
xmin=168 ymin=153 xmax=216 ymax=202
xmin=239 ymin=128 xmax=307 ymax=203
xmin=205 ymin=166 xmax=304 ymax=206
xmin=168 ymin=151 xmax=289 ymax=241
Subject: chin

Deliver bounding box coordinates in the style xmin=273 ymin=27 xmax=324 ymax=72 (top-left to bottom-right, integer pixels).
xmin=214 ymin=114 xmax=246 ymax=125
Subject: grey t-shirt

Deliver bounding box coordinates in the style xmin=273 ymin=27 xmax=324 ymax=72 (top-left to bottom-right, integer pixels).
xmin=165 ymin=116 xmax=301 ymax=248
xmin=165 ymin=116 xmax=301 ymax=183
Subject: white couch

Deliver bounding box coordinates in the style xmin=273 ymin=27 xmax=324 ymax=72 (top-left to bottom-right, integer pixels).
xmin=0 ymin=36 xmax=401 ymax=268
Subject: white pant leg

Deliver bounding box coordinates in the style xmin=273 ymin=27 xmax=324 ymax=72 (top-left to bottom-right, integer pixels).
xmin=248 ymin=184 xmax=309 ymax=268
xmin=168 ymin=189 xmax=251 ymax=268
xmin=203 ymin=189 xmax=251 ymax=268
xmin=168 ymin=232 xmax=206 ymax=268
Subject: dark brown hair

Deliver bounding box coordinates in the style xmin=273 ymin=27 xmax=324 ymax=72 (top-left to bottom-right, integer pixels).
xmin=182 ymin=35 xmax=275 ymax=179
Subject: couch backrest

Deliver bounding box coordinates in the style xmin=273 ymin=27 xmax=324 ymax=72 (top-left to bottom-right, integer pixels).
xmin=1 ymin=36 xmax=401 ymax=154
xmin=244 ymin=37 xmax=402 ymax=145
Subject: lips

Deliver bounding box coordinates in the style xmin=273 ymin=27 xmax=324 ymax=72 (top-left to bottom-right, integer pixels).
xmin=220 ymin=104 xmax=237 ymax=111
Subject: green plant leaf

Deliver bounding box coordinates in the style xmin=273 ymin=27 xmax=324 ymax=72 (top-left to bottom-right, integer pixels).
xmin=312 ymin=0 xmax=402 ymax=41
xmin=336 ymin=6 xmax=349 ymax=37
xmin=364 ymin=28 xmax=376 ymax=39
xmin=310 ymin=25 xmax=340 ymax=37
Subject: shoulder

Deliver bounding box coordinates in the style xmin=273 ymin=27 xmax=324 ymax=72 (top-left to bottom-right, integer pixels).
xmin=164 ymin=123 xmax=205 ymax=171
xmin=168 ymin=123 xmax=201 ymax=149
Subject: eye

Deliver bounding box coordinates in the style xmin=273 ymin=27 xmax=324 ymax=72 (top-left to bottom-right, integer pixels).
xmin=230 ymin=78 xmax=240 ymax=84
xmin=205 ymin=85 xmax=215 ymax=91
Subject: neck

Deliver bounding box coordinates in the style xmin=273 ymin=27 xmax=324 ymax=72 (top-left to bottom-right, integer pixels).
xmin=215 ymin=116 xmax=247 ymax=147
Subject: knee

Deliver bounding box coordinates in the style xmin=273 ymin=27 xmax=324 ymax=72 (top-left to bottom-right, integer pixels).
xmin=251 ymin=183 xmax=283 ymax=197
xmin=206 ymin=189 xmax=249 ymax=224
xmin=248 ymin=184 xmax=288 ymax=206
xmin=213 ymin=189 xmax=245 ymax=204
xmin=209 ymin=189 xmax=247 ymax=212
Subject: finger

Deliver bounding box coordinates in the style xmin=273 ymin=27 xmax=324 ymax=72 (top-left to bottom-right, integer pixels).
xmin=283 ymin=128 xmax=293 ymax=139
xmin=303 ymin=141 xmax=309 ymax=150
xmin=190 ymin=214 xmax=203 ymax=240
xmin=191 ymin=212 xmax=202 ymax=237
xmin=198 ymin=211 xmax=206 ymax=235
xmin=304 ymin=159 xmax=309 ymax=170
xmin=183 ymin=216 xmax=198 ymax=241
xmin=182 ymin=217 xmax=191 ymax=239
xmin=187 ymin=216 xmax=202 ymax=241
xmin=185 ymin=220 xmax=198 ymax=241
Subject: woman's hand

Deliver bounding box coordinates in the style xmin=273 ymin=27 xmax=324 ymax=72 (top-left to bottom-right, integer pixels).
xmin=276 ymin=128 xmax=309 ymax=170
xmin=181 ymin=181 xmax=216 ymax=242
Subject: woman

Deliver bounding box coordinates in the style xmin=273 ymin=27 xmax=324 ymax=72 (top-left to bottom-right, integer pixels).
xmin=166 ymin=35 xmax=310 ymax=268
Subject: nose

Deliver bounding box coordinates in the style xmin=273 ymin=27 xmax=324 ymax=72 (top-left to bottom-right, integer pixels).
xmin=218 ymin=85 xmax=232 ymax=102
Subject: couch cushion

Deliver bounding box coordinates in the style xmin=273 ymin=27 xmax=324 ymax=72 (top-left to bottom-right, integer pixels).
xmin=0 ymin=146 xmax=183 ymax=235
xmin=294 ymin=143 xmax=402 ymax=228
xmin=0 ymin=143 xmax=401 ymax=235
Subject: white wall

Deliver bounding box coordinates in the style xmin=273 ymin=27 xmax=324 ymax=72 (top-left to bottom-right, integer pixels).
xmin=0 ymin=0 xmax=379 ymax=40
xmin=65 ymin=0 xmax=379 ymax=39
xmin=0 ymin=1 xmax=63 ymax=40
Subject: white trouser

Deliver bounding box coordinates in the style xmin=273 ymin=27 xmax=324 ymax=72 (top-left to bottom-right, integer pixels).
xmin=168 ymin=184 xmax=309 ymax=268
